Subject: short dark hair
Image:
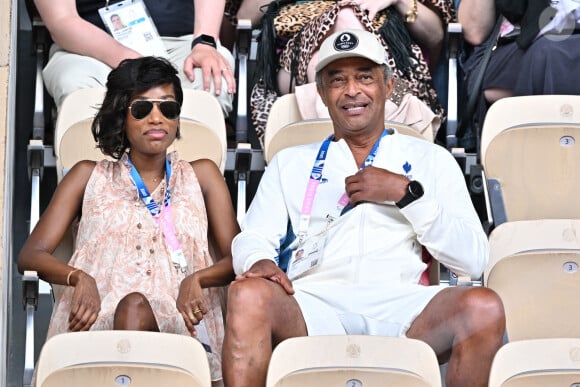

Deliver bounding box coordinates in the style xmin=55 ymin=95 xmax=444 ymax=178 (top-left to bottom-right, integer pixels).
xmin=91 ymin=56 xmax=183 ymax=159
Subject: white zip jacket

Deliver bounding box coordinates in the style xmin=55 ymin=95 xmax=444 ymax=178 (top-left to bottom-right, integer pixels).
xmin=233 ymin=130 xmax=488 ymax=287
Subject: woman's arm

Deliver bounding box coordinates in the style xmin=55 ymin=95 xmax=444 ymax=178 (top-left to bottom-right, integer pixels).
xmin=18 ymin=160 xmax=96 ymax=285
xmin=190 ymin=159 xmax=239 ymax=287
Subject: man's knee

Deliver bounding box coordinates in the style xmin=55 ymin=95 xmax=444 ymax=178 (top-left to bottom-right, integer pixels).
xmin=227 ymin=278 xmax=275 ymax=314
xmin=457 ymin=287 xmax=505 ymax=328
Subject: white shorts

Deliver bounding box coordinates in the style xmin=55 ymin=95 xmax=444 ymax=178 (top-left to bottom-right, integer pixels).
xmin=293 ymin=282 xmax=446 ymax=337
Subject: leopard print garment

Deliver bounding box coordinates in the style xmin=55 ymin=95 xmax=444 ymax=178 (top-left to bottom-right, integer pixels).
xmin=248 ymin=0 xmax=455 ymax=147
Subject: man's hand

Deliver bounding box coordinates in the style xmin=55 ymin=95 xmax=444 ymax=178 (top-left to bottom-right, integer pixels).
xmin=177 ymin=274 xmax=207 ymax=335
xmin=68 ymin=272 xmax=101 ymax=331
xmin=236 ymin=259 xmax=294 ymax=295
xmin=344 ymin=166 xmax=410 ymax=205
xmin=183 ymin=44 xmax=236 ymax=95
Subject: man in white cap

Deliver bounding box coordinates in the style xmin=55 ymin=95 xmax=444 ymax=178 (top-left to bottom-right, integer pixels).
xmin=222 ymin=29 xmax=504 ymax=387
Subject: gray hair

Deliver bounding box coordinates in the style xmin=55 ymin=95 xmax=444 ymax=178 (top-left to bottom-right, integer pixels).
xmin=315 ymin=63 xmax=393 ymax=89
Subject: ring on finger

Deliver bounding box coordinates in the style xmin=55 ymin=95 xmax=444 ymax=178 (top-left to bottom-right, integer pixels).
xmin=192 ymin=308 xmax=202 ymax=314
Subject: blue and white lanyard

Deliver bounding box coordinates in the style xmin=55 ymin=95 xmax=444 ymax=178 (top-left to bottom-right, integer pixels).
xmin=128 ymin=156 xmax=172 ymax=216
xmin=127 ymin=156 xmax=188 ymax=273
xmin=297 ymin=129 xmax=390 ymax=238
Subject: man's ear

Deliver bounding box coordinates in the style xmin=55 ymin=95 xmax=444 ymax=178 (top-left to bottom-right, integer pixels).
xmin=384 ymin=77 xmax=395 ymax=101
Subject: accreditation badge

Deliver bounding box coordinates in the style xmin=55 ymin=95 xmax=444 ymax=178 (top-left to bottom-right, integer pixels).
xmin=98 ymin=0 xmax=167 ymax=57
xmin=286 ymin=233 xmax=326 ymax=280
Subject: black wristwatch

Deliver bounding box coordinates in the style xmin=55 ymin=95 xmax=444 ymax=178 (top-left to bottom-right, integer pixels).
xmin=191 ymin=34 xmax=217 ymax=49
xmin=396 ymin=180 xmax=424 ymax=209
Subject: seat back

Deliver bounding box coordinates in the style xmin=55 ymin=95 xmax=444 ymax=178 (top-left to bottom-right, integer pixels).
xmin=484 ymin=219 xmax=580 ymax=341
xmin=266 ymin=335 xmax=441 ymax=387
xmin=52 ymin=87 xmax=227 ymax=300
xmin=263 ymin=93 xmax=440 ymax=284
xmin=488 ymin=338 xmax=580 ymax=387
xmin=480 ymin=95 xmax=580 ymax=222
xmin=35 ymin=331 xmax=211 ymax=387
xmin=55 ymin=87 xmax=227 ymax=181
xmin=264 ymin=93 xmax=431 ymax=163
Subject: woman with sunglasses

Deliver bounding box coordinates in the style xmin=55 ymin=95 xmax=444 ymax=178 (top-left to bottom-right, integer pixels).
xmin=18 ymin=56 xmax=239 ymax=382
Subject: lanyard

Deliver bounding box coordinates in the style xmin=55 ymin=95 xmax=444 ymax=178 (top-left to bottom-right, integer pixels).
xmin=297 ymin=129 xmax=390 ymax=239
xmin=127 ymin=156 xmax=188 ymax=273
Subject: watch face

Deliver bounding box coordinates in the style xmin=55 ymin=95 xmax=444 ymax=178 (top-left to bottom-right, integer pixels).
xmin=409 ymin=181 xmax=424 ymax=198
xmin=192 ymin=34 xmax=217 ymax=49
xmin=200 ymin=35 xmax=216 ymax=45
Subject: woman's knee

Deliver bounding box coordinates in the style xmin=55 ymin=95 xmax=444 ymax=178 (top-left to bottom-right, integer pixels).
xmin=114 ymin=292 xmax=155 ymax=320
xmin=114 ymin=292 xmax=158 ymax=331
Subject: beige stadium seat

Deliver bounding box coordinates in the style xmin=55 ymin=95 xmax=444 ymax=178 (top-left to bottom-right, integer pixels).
xmin=480 ymin=95 xmax=580 ymax=225
xmin=488 ymin=338 xmax=580 ymax=387
xmin=35 ymin=331 xmax=211 ymax=387
xmin=263 ymin=93 xmax=441 ymax=285
xmin=266 ymin=335 xmax=441 ymax=387
xmin=50 ymin=86 xmax=228 ymax=300
xmin=263 ymin=93 xmax=440 ymax=285
xmin=264 ymin=93 xmax=432 ymax=164
xmin=484 ymin=219 xmax=580 ymax=341
xmin=55 ymin=87 xmax=227 ymax=181
xmin=24 ymin=87 xmax=227 ymax=387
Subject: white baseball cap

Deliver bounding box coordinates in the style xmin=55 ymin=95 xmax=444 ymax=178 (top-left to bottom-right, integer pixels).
xmin=315 ymin=29 xmax=387 ymax=73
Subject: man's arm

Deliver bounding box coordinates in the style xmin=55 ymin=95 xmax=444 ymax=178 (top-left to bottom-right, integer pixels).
xmin=402 ymin=148 xmax=489 ymax=279
xmin=35 ymin=0 xmax=140 ymax=68
xmin=183 ymin=0 xmax=236 ymax=94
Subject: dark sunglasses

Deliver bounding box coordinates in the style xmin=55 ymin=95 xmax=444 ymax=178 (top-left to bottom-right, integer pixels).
xmin=128 ymin=99 xmax=181 ymax=120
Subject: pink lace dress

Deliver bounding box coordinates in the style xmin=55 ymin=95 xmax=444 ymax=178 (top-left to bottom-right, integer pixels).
xmin=45 ymin=152 xmax=225 ymax=380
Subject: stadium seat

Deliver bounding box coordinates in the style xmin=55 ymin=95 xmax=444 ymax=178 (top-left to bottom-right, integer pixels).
xmin=266 ymin=335 xmax=441 ymax=387
xmin=263 ymin=93 xmax=432 ymax=164
xmin=263 ymin=93 xmax=441 ymax=285
xmin=54 ymin=87 xmax=227 ymax=180
xmin=22 ymin=87 xmax=227 ymax=386
xmin=488 ymin=338 xmax=580 ymax=387
xmin=35 ymin=331 xmax=211 ymax=387
xmin=484 ymin=219 xmax=580 ymax=341
xmin=480 ymin=95 xmax=580 ymax=227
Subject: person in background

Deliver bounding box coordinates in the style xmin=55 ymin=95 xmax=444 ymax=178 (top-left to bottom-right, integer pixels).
xmin=18 ymin=56 xmax=239 ymax=382
xmin=224 ymin=0 xmax=455 ymax=145
xmin=35 ymin=0 xmax=236 ymax=116
xmin=458 ymin=0 xmax=580 ymax=144
xmin=222 ymin=29 xmax=505 ymax=387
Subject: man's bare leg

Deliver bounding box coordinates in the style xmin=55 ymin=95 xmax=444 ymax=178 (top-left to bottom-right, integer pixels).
xmin=222 ymin=277 xmax=308 ymax=387
xmin=407 ymin=287 xmax=505 ymax=387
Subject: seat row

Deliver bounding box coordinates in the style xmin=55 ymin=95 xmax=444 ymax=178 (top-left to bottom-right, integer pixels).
xmin=26 ymin=88 xmax=580 ymax=386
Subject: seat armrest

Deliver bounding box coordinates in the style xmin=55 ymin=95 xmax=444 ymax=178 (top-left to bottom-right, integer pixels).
xmin=23 ymin=271 xmax=39 ymax=387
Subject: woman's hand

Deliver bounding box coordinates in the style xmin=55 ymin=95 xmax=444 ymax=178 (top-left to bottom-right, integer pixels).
xmin=68 ymin=271 xmax=101 ymax=331
xmin=177 ymin=273 xmax=207 ymax=335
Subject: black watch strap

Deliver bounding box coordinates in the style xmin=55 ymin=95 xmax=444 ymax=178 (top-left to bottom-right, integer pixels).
xmin=396 ymin=180 xmax=424 ymax=209
xmin=191 ymin=34 xmax=217 ymax=49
